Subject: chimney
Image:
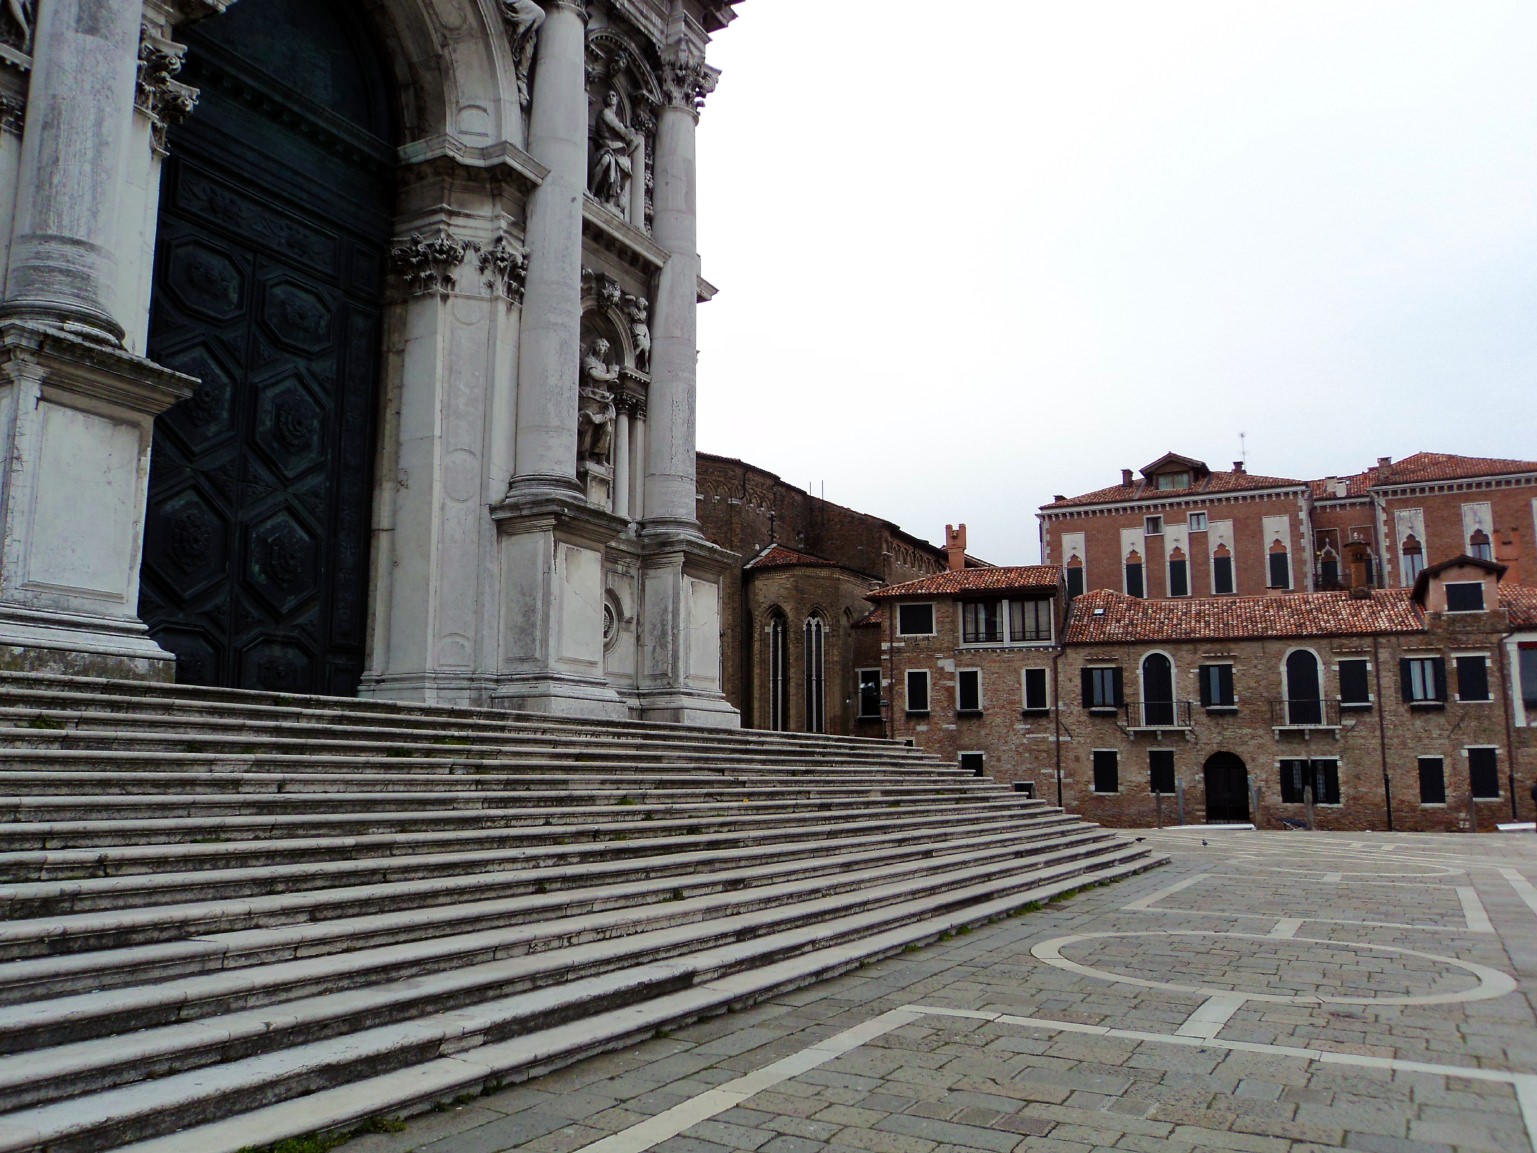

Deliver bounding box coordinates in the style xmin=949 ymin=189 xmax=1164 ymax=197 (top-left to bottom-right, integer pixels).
xmin=1232 ymin=461 xmax=1245 ymax=475
xmin=1053 ymin=494 xmax=1066 ymax=503
xmin=1496 ymin=527 xmax=1521 ymax=584
xmin=1120 ymin=468 xmax=1133 ymax=486
xmin=945 ymin=523 xmax=967 ymax=571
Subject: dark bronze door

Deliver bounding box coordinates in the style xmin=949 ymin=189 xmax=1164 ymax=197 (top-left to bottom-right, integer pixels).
xmin=1204 ymin=752 xmax=1251 ymax=824
xmin=140 ymin=0 xmax=394 ymax=696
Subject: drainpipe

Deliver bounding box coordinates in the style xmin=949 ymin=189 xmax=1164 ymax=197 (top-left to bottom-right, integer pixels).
xmin=1373 ymin=635 xmax=1393 ymax=831
xmin=1497 ymin=627 xmax=1520 ymax=822
xmin=1053 ymin=645 xmax=1063 ymax=808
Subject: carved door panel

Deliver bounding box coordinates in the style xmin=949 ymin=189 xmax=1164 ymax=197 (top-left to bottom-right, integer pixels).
xmin=139 ymin=2 xmax=393 ymax=696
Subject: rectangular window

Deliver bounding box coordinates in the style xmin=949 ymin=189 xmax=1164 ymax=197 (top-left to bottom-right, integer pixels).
xmin=1011 ymin=598 xmax=1053 ymax=642
xmin=959 ymin=751 xmax=985 ymax=777
xmin=960 ymin=600 xmax=1001 ymax=644
xmin=1338 ymin=659 xmax=1371 ymax=709
xmin=1022 ymin=666 xmax=1050 ymax=713
xmin=1280 ymin=759 xmax=1340 ymax=805
xmin=1468 ymin=747 xmax=1500 ymax=799
xmin=856 ymin=669 xmax=881 ymax=719
xmin=896 ymin=603 xmax=935 ymax=636
xmin=1268 ymin=550 xmax=1290 ymax=590
xmin=905 ymin=669 xmax=930 ymax=714
xmin=1066 ymin=566 xmax=1084 ymax=600
xmin=957 ymin=669 xmax=982 ymax=713
xmin=1445 ymin=582 xmax=1485 ymax=613
xmin=1213 ymin=554 xmax=1235 ymax=595
xmin=1401 ymin=657 xmax=1447 ymax=706
xmin=1169 ymin=559 xmax=1189 ymax=597
xmin=1149 ymin=749 xmax=1175 ymax=795
xmin=1092 ymin=749 xmax=1119 ymax=793
xmin=1455 ymin=655 xmax=1490 ymax=702
xmin=1125 ymin=562 xmax=1145 ymax=599
xmin=1198 ymin=663 xmax=1235 ymax=709
xmin=1523 ymin=644 xmax=1537 ymax=710
xmin=1187 ymin=512 xmax=1208 ymax=532
xmin=1145 ymin=515 xmax=1163 ymax=536
xmin=1418 ymin=756 xmax=1446 ymax=805
xmin=1082 ymin=666 xmax=1123 ymax=711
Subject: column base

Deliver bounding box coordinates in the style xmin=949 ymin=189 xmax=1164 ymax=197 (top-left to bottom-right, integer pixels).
xmin=357 ymin=671 xmax=494 ymax=710
xmin=492 ymin=673 xmax=629 ymax=720
xmin=0 ymin=604 xmax=175 ymax=681
xmin=634 ymin=687 xmax=740 ymax=729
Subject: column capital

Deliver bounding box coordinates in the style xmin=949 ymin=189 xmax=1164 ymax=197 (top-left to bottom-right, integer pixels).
xmin=661 ymin=47 xmax=719 ymax=114
xmin=542 ymin=0 xmax=589 ymax=18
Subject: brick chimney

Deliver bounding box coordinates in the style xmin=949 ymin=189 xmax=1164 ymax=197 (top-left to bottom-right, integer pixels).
xmin=945 ymin=524 xmax=967 ymax=571
xmin=1496 ymin=527 xmax=1521 ymax=584
xmin=1232 ymin=461 xmax=1245 ymax=475
xmin=1120 ymin=468 xmax=1133 ymax=486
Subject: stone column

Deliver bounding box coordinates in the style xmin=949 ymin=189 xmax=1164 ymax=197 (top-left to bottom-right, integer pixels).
xmin=614 ymin=407 xmax=631 ymax=519
xmin=641 ymin=51 xmax=717 ymax=535
xmin=509 ymin=0 xmax=588 ymax=499
xmin=1 ymin=0 xmax=143 ymax=343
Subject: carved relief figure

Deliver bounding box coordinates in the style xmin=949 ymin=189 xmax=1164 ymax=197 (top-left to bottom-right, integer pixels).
xmin=626 ymin=296 xmax=651 ymax=373
xmin=578 ymin=338 xmax=619 ymax=466
xmin=590 ymin=91 xmax=641 ymax=213
xmin=502 ymin=0 xmax=545 ymax=108
xmin=0 ymin=0 xmax=31 ymax=53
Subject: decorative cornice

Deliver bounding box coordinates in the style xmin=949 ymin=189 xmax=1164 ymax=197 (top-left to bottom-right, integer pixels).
xmin=137 ymin=28 xmax=199 ymax=155
xmin=390 ymin=230 xmax=473 ymax=296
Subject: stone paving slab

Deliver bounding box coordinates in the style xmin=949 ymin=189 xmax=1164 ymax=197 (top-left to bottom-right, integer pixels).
xmin=334 ymin=831 xmax=1537 ymax=1153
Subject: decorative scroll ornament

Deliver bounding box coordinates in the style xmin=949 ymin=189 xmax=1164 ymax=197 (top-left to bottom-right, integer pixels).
xmin=500 ymin=0 xmax=545 ymax=109
xmin=479 ymin=234 xmax=531 ymax=304
xmin=0 ymin=0 xmax=32 ymax=56
xmin=661 ymin=48 xmax=719 ymax=112
xmin=390 ymin=230 xmax=473 ymax=296
xmin=137 ymin=29 xmax=199 ymax=155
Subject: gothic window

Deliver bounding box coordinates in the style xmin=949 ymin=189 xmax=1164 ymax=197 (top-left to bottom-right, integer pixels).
xmin=1168 ymin=547 xmax=1189 ymax=598
xmin=768 ymin=611 xmax=789 ymax=731
xmin=1401 ymin=534 xmax=1425 ymax=583
xmin=803 ymin=614 xmax=826 ymax=734
xmin=1066 ymin=555 xmax=1084 ymax=599
xmin=1268 ymin=539 xmax=1291 ymax=590
xmin=1124 ymin=549 xmax=1145 ymax=599
xmin=1469 ymin=528 xmax=1493 ymax=561
xmin=1284 ymin=650 xmax=1323 ymax=726
xmin=1213 ymin=543 xmax=1235 ymax=595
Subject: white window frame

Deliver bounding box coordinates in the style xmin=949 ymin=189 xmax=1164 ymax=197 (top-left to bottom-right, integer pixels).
xmin=1144 ymin=515 xmax=1164 ymax=536
xmin=1452 ymin=652 xmax=1492 ymax=703
xmin=895 ymin=602 xmax=936 ymax=637
xmin=1187 ymin=511 xmax=1208 ymax=532
xmin=904 ymin=668 xmax=931 ymax=714
xmin=1022 ymin=666 xmax=1051 ymax=713
xmin=1464 ymin=745 xmax=1501 ymax=800
xmin=959 ymin=751 xmax=986 ymax=776
xmin=956 ymin=668 xmax=983 ymax=714
xmin=1444 ymin=581 xmax=1486 ymax=614
xmin=1091 ymin=748 xmax=1120 ymax=794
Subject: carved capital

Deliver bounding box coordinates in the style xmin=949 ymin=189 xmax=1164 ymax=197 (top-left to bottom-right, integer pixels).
xmin=478 ymin=233 xmax=530 ymax=305
xmin=390 ymin=230 xmax=474 ymax=296
xmin=137 ymin=28 xmax=199 ymax=155
xmin=661 ymin=48 xmax=718 ymax=112
xmin=581 ymin=267 xmax=623 ymax=311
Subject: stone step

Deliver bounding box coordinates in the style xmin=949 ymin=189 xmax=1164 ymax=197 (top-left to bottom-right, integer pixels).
xmin=0 ymin=847 xmax=1156 ymax=1151
xmin=0 ymin=824 xmax=1109 ymax=1003
xmin=0 ymin=805 xmax=1078 ymax=916
xmin=0 ymin=795 xmax=1058 ymax=871
xmin=0 ymin=815 xmax=1088 ymax=962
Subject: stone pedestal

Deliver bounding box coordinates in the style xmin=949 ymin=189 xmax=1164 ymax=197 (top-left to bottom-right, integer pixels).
xmin=635 ymin=529 xmax=737 ymax=727
xmin=0 ymin=322 xmax=192 ymax=678
xmin=491 ymin=493 xmax=628 ymax=717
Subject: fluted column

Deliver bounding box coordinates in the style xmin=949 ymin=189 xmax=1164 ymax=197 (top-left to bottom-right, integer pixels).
xmin=509 ymin=0 xmax=588 ymax=498
xmin=642 ymin=51 xmax=717 ymax=534
xmin=1 ymin=0 xmax=142 ymax=343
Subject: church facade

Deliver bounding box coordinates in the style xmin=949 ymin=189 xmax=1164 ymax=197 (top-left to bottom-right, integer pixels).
xmin=0 ymin=0 xmax=741 ymax=725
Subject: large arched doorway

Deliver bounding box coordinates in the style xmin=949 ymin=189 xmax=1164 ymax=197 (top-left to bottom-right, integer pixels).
xmin=1284 ymin=649 xmax=1323 ymax=726
xmin=139 ymin=0 xmax=395 ymax=695
xmin=1141 ymin=652 xmax=1175 ymax=727
xmin=1204 ymin=752 xmax=1250 ymax=824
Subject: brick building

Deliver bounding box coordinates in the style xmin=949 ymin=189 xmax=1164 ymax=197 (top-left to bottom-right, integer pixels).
xmin=1040 ymin=451 xmax=1537 ymax=602
xmin=873 ymin=555 xmax=1537 ymax=833
xmin=695 ymin=454 xmax=973 ymax=731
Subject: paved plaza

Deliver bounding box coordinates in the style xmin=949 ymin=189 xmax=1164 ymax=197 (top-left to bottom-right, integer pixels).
xmin=342 ymin=830 xmax=1537 ymax=1153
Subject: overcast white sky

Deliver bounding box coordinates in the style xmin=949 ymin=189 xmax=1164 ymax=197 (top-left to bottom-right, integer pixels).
xmin=693 ymin=1 xmax=1537 ymax=566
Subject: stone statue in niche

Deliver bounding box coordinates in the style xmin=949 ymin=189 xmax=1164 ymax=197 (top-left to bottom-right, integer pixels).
xmin=589 ymin=90 xmax=641 ymax=214
xmin=502 ymin=0 xmax=546 ymax=108
xmin=625 ymin=295 xmax=651 ymax=373
xmin=0 ymin=0 xmax=32 ymax=54
xmin=578 ymin=338 xmax=619 ymax=467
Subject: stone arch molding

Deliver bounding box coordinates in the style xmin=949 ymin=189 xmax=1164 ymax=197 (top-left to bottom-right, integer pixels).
xmin=168 ymin=0 xmax=526 ymax=148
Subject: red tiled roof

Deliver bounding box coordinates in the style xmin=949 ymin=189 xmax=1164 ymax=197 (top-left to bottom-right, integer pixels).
xmin=1064 ymin=587 xmax=1425 ymax=644
xmin=1309 ymin=471 xmax=1374 ymax=501
xmin=745 ymin=544 xmax=835 ymax=571
xmin=1504 ymin=584 xmax=1537 ymax=628
xmin=1374 ymin=452 xmax=1537 ymax=487
xmin=869 ymin=566 xmax=1061 ymax=600
xmin=853 ymin=606 xmax=884 ymax=628
xmin=1043 ymin=470 xmax=1306 ymax=510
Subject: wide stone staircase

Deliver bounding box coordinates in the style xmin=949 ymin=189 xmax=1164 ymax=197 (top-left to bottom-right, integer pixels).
xmin=0 ymin=672 xmax=1161 ymax=1153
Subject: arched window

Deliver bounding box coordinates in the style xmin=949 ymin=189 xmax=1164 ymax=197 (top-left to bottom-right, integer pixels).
xmin=1285 ymin=649 xmax=1323 ymax=726
xmin=803 ymin=614 xmax=826 ymax=734
xmin=1469 ymin=529 xmax=1492 ymax=561
xmin=1141 ymin=652 xmax=1175 ymax=727
xmin=1268 ymin=538 xmax=1290 ymax=590
xmin=768 ymin=611 xmax=789 ymax=731
xmin=1168 ymin=547 xmax=1189 ymax=597
xmin=1318 ymin=546 xmax=1340 ymax=589
xmin=1212 ymin=543 xmax=1234 ymax=595
xmin=1124 ymin=549 xmax=1145 ymax=599
xmin=1066 ymin=554 xmax=1084 ymax=599
xmin=1401 ymin=534 xmax=1425 ymax=583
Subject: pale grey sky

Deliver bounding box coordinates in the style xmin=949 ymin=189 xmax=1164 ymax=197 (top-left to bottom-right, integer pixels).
xmin=693 ymin=1 xmax=1537 ymax=566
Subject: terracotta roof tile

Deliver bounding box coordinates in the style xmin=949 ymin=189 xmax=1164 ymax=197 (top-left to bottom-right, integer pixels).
xmin=745 ymin=544 xmax=835 ymax=571
xmin=1374 ymin=452 xmax=1537 ymax=487
xmin=1503 ymin=584 xmax=1537 ymax=628
xmin=1043 ymin=470 xmax=1306 ymax=510
xmin=1064 ymin=587 xmax=1425 ymax=644
xmin=869 ymin=566 xmax=1062 ymax=600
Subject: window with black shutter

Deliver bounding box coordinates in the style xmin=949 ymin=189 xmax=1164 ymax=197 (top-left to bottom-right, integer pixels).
xmin=1468 ymin=747 xmax=1500 ymax=798
xmin=1213 ymin=554 xmax=1235 ymax=595
xmin=1022 ymin=666 xmax=1050 ymax=713
xmin=1169 ymin=559 xmax=1189 ymax=597
xmin=1198 ymin=664 xmax=1235 ymax=710
xmin=1082 ymin=666 xmax=1122 ymax=711
xmin=1401 ymin=657 xmax=1447 ymax=706
xmin=957 ymin=669 xmax=982 ymax=713
xmin=1455 ymin=655 xmax=1490 ymax=702
xmin=1444 ymin=582 xmax=1485 ymax=613
xmin=1268 ymin=549 xmax=1290 ymax=589
xmin=1149 ymin=750 xmax=1175 ymax=795
xmin=1092 ymin=749 xmax=1119 ymax=793
xmin=1338 ymin=659 xmax=1371 ymax=709
xmin=1125 ymin=562 xmax=1145 ymax=598
xmin=1418 ymin=757 xmax=1446 ymax=804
